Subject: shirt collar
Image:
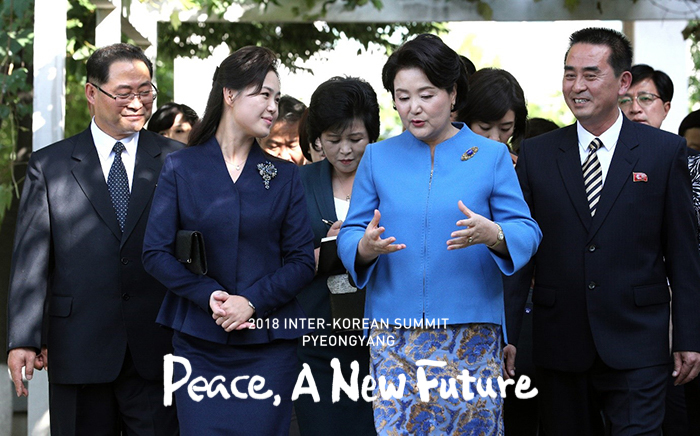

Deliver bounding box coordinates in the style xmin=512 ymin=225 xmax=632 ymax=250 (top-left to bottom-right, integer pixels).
xmin=90 ymin=117 xmax=139 ymax=160
xmin=576 ymin=108 xmax=623 ymax=153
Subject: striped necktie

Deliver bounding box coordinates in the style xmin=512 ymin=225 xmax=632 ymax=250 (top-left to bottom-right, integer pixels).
xmin=107 ymin=141 xmax=130 ymax=231
xmin=582 ymin=138 xmax=603 ymax=216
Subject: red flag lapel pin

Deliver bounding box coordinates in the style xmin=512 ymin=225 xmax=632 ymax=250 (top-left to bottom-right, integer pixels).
xmin=633 ymin=172 xmax=648 ymax=182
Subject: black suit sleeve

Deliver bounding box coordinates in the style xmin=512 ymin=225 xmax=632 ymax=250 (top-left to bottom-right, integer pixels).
xmin=7 ymin=153 xmax=51 ymax=352
xmin=504 ymin=139 xmax=537 ymax=347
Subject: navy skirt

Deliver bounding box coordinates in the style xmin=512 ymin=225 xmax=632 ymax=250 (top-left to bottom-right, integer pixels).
xmin=171 ymin=331 xmax=298 ymax=435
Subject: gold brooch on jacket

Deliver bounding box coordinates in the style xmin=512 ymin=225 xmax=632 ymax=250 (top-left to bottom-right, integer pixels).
xmin=461 ymin=146 xmax=479 ymax=161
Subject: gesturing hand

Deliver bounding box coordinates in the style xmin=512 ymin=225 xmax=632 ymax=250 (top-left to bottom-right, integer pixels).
xmin=447 ymin=201 xmax=500 ymax=250
xmin=357 ymin=209 xmax=406 ymax=265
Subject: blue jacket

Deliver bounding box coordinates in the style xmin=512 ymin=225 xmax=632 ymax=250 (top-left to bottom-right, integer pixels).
xmin=143 ymin=137 xmax=315 ymax=345
xmin=337 ymin=124 xmax=541 ymax=335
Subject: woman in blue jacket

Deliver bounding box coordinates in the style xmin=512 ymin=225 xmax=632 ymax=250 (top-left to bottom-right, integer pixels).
xmin=337 ymin=34 xmax=541 ymax=435
xmin=143 ymin=46 xmax=315 ymax=435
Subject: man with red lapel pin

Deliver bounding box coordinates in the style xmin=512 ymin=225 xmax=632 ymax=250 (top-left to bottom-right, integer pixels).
xmin=506 ymin=27 xmax=700 ymax=436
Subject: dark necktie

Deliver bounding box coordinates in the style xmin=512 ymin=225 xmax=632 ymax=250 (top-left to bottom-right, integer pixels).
xmin=107 ymin=141 xmax=130 ymax=231
xmin=582 ymin=138 xmax=603 ymax=216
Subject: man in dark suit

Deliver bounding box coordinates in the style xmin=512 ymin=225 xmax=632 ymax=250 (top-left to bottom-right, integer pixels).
xmin=507 ymin=27 xmax=700 ymax=435
xmin=7 ymin=43 xmax=180 ymax=435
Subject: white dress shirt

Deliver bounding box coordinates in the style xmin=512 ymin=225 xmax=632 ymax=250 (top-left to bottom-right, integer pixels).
xmin=576 ymin=109 xmax=624 ymax=186
xmin=91 ymin=118 xmax=139 ymax=190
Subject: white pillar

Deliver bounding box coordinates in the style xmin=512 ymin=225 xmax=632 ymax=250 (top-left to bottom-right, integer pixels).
xmin=29 ymin=0 xmax=66 ymax=428
xmin=626 ymin=20 xmax=689 ymax=135
xmin=32 ymin=0 xmax=66 ymax=152
xmin=95 ymin=0 xmax=121 ymax=48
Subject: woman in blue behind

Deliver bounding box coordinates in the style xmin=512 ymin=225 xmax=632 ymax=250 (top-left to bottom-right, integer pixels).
xmin=337 ymin=34 xmax=541 ymax=435
xmin=142 ymin=46 xmax=315 ymax=435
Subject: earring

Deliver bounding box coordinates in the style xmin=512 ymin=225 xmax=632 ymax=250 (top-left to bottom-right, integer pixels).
xmin=451 ymin=103 xmax=455 ymax=111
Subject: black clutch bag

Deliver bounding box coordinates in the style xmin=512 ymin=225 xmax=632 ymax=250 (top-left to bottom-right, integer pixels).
xmin=319 ymin=236 xmax=365 ymax=332
xmin=176 ymin=230 xmax=208 ymax=275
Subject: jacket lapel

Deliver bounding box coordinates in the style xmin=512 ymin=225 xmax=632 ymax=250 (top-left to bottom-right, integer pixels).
xmin=314 ymin=159 xmax=338 ymax=223
xmin=71 ymin=129 xmax=123 ymax=240
xmin=557 ymin=125 xmax=593 ymax=229
xmin=587 ymin=119 xmax=639 ymax=240
xmin=121 ymin=131 xmax=162 ymax=246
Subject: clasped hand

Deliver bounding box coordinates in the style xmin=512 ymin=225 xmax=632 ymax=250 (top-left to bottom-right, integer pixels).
xmin=210 ymin=291 xmax=255 ymax=332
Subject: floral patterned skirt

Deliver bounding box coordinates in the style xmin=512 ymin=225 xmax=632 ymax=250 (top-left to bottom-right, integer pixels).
xmin=369 ymin=323 xmax=503 ymax=435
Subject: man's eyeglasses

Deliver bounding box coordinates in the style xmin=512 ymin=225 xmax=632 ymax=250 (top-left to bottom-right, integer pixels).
xmin=618 ymin=92 xmax=661 ymax=108
xmin=89 ymin=82 xmax=158 ymax=105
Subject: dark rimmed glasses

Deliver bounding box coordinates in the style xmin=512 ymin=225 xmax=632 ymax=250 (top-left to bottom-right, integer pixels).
xmin=618 ymin=92 xmax=661 ymax=108
xmin=89 ymin=82 xmax=158 ymax=106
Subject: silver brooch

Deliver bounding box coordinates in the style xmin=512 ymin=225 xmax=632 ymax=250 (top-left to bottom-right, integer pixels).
xmin=461 ymin=146 xmax=479 ymax=161
xmin=257 ymin=161 xmax=277 ymax=189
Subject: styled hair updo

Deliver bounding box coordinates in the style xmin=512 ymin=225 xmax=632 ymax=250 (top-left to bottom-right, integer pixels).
xmin=381 ymin=34 xmax=469 ymax=114
xmin=188 ymin=46 xmax=279 ymax=146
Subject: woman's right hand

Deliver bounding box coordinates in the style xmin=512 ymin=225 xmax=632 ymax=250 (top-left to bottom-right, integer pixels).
xmin=210 ymin=291 xmax=254 ymax=330
xmin=326 ymin=220 xmax=343 ymax=238
xmin=357 ymin=209 xmax=406 ymax=265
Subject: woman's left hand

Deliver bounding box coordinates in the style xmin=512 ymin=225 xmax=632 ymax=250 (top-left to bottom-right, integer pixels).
xmin=447 ymin=200 xmax=500 ymax=250
xmin=212 ymin=293 xmax=255 ymax=332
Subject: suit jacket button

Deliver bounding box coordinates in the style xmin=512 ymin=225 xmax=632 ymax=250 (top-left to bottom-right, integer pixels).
xmin=121 ymin=257 xmax=129 ymax=265
xmin=122 ymin=293 xmax=130 ymax=301
xmin=588 ymin=281 xmax=596 ymax=290
xmin=588 ymin=245 xmax=596 ymax=252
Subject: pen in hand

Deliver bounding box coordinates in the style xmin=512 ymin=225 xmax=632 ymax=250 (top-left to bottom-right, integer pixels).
xmin=322 ymin=219 xmax=335 ymax=226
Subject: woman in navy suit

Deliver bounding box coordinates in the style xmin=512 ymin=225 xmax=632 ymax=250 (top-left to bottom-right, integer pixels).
xmin=294 ymin=76 xmax=379 ymax=435
xmin=143 ymin=46 xmax=315 ymax=435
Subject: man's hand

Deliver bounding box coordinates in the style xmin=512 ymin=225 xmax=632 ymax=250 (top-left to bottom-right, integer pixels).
xmin=672 ymin=351 xmax=700 ymax=385
xmin=8 ymin=347 xmax=44 ymax=397
xmin=503 ymin=344 xmax=517 ymax=380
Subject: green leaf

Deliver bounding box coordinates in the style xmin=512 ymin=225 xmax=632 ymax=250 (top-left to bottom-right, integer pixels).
xmin=170 ymin=10 xmax=181 ymax=30
xmin=564 ymin=0 xmax=580 ymax=12
xmin=476 ymin=1 xmax=492 ymax=20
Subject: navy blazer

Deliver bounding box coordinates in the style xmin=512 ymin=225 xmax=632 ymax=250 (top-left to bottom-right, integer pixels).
xmin=7 ymin=127 xmax=181 ymax=384
xmin=142 ymin=137 xmax=315 ymax=345
xmin=507 ymin=117 xmax=700 ymax=371
xmin=296 ymin=159 xmax=338 ymax=332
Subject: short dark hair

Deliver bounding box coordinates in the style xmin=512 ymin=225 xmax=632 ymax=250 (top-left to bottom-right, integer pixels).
xmin=679 ymin=109 xmax=700 ymax=137
xmin=526 ymin=118 xmax=560 ymax=139
xmin=456 ymin=68 xmax=528 ymax=145
xmin=188 ymin=46 xmax=278 ymax=147
xmin=297 ymin=108 xmax=314 ymax=162
xmin=306 ymin=76 xmax=380 ymax=152
xmin=147 ymin=102 xmax=199 ymax=133
xmin=566 ymin=27 xmax=632 ymax=77
xmin=86 ymin=43 xmax=153 ymax=85
xmin=630 ymin=64 xmax=673 ymax=103
xmin=277 ymin=95 xmax=306 ymax=124
xmin=382 ymin=34 xmax=469 ymax=113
